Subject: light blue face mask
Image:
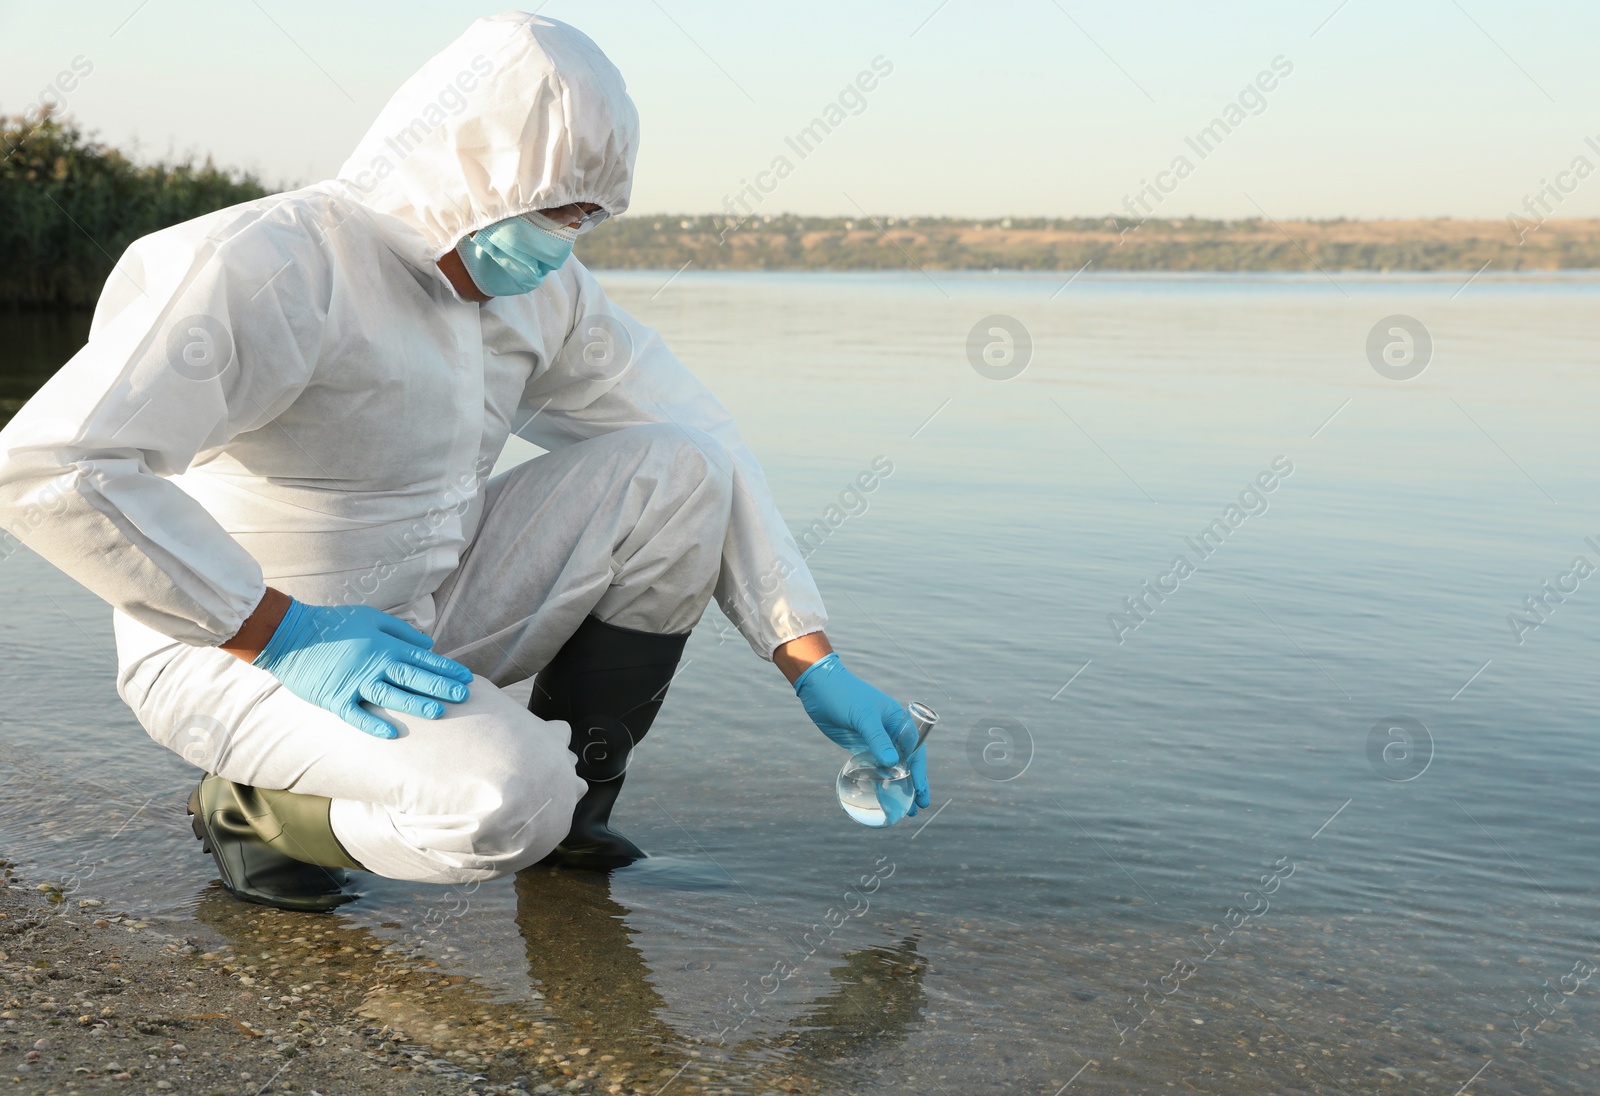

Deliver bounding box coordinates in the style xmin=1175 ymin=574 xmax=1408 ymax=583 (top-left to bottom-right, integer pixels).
xmin=455 ymin=210 xmax=580 ymax=297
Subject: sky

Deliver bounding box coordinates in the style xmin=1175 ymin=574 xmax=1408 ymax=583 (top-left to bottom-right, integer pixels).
xmin=4 ymin=0 xmax=1600 ymax=221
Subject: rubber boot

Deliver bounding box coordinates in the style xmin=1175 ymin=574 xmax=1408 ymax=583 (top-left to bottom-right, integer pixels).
xmin=187 ymin=774 xmax=363 ymax=913
xmin=530 ymin=616 xmax=690 ymax=870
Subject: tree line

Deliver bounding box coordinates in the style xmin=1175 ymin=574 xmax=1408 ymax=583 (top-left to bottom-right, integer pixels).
xmin=0 ymin=111 xmax=268 ymax=309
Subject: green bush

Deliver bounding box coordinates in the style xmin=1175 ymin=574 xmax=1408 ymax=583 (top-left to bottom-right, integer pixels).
xmin=0 ymin=110 xmax=269 ymax=308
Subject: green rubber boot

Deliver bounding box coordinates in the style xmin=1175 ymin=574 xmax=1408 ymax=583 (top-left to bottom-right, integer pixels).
xmin=187 ymin=774 xmax=364 ymax=913
xmin=530 ymin=616 xmax=690 ymax=870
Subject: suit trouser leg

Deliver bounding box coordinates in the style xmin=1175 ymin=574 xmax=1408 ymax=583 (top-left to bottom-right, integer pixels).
xmin=428 ymin=421 xmax=735 ymax=683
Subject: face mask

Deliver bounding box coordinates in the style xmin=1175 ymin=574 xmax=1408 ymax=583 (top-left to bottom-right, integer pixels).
xmin=455 ymin=210 xmax=579 ymax=297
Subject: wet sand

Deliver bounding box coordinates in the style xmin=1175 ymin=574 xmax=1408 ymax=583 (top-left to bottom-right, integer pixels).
xmin=0 ymin=860 xmax=583 ymax=1094
xmin=0 ymin=859 xmax=869 ymax=1096
xmin=0 ymin=861 xmax=717 ymax=1096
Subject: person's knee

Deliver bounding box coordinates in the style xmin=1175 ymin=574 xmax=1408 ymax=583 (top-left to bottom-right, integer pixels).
xmin=463 ymin=766 xmax=582 ymax=876
xmin=623 ymin=423 xmax=736 ymax=512
xmin=404 ymin=701 xmax=585 ymax=877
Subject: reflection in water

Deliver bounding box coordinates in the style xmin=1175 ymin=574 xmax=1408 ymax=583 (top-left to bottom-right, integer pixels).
xmin=514 ymin=866 xmax=929 ymax=1093
xmin=514 ymin=867 xmax=675 ymax=1058
xmin=782 ymin=938 xmax=928 ymax=1090
xmin=174 ymin=864 xmax=935 ymax=1094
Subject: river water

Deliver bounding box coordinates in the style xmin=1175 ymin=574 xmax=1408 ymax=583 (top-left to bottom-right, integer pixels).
xmin=2 ymin=270 xmax=1599 ymax=1094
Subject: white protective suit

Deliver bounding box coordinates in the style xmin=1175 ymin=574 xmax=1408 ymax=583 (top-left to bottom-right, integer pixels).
xmin=0 ymin=13 xmax=827 ymax=883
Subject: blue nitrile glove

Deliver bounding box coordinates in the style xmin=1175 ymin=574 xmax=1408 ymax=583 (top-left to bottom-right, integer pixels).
xmin=793 ymin=653 xmax=931 ymax=812
xmin=252 ymin=600 xmax=473 ymax=739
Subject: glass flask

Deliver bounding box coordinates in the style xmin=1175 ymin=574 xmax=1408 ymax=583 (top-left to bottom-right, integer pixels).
xmin=835 ymin=702 xmax=939 ymax=827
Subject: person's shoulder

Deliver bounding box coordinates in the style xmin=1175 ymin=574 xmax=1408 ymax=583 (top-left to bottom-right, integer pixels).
xmin=193 ymin=189 xmax=388 ymax=307
xmin=214 ymin=187 xmax=364 ymax=255
xmin=127 ymin=186 xmax=366 ymax=267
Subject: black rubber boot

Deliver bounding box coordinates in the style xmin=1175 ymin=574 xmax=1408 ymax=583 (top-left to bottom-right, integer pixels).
xmin=187 ymin=774 xmax=363 ymax=913
xmin=530 ymin=616 xmax=690 ymax=870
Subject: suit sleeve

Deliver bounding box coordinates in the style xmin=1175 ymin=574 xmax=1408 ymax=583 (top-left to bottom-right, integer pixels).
xmin=0 ymin=207 xmax=328 ymax=646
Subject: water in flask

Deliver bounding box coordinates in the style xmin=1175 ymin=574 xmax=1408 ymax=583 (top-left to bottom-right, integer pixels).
xmin=835 ymin=702 xmax=938 ymax=827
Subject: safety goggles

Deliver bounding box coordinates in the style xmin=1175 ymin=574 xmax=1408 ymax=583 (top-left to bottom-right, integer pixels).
xmin=528 ymin=203 xmax=610 ymax=234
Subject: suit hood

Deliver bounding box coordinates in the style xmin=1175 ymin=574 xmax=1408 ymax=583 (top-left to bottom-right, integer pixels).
xmin=334 ymin=12 xmax=639 ymax=264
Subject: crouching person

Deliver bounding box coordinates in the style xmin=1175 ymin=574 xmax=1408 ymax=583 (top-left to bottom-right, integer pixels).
xmin=0 ymin=13 xmax=930 ymax=912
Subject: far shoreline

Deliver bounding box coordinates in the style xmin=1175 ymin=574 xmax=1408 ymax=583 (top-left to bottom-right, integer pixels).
xmin=586 ymin=266 xmax=1600 ymax=280
xmin=573 ymin=215 xmax=1600 ymax=277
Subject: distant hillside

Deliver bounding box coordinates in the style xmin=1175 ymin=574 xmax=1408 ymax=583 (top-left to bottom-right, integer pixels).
xmin=575 ymin=214 xmax=1600 ymax=274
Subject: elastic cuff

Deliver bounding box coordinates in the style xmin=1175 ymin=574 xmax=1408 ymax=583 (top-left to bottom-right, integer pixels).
xmin=205 ymin=576 xmax=272 ymax=649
